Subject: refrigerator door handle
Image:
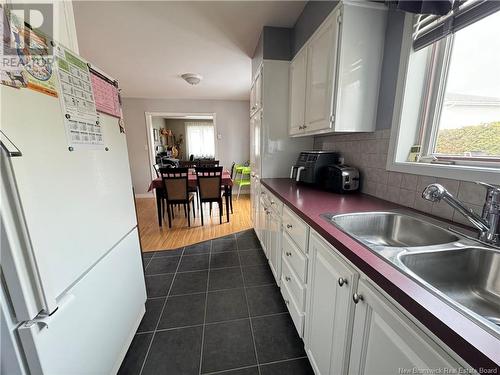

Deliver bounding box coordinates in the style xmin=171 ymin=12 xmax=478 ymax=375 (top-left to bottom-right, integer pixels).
xmin=23 ymin=293 xmax=74 ymax=330
xmin=0 ymin=130 xmax=23 ymax=157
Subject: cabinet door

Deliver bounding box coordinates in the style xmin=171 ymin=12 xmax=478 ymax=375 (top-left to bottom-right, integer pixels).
xmin=250 ymin=175 xmax=258 ymax=224
xmin=304 ymin=9 xmax=340 ymax=133
xmin=305 ymin=233 xmax=358 ymax=375
xmin=258 ymin=198 xmax=268 ymax=251
xmin=268 ymin=212 xmax=281 ymax=283
xmin=251 ymin=112 xmax=262 ymax=178
xmin=349 ymin=279 xmax=461 ymax=375
xmin=250 ymin=82 xmax=256 ymax=115
xmin=255 ymin=70 xmax=263 ymax=112
xmin=289 ymin=47 xmax=307 ymax=135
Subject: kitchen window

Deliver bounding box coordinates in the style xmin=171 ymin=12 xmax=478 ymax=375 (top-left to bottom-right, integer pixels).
xmin=388 ymin=0 xmax=500 ymax=183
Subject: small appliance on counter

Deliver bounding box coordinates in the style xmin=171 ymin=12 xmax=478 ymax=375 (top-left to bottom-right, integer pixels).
xmin=290 ymin=151 xmax=339 ymax=184
xmin=290 ymin=151 xmax=360 ymax=193
xmin=318 ymin=164 xmax=360 ymax=193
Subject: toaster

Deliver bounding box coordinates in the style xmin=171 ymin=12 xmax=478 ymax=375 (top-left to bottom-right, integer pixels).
xmin=318 ymin=164 xmax=360 ymax=193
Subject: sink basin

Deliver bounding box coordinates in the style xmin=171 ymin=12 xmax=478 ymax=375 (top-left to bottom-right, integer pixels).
xmin=331 ymin=212 xmax=459 ymax=247
xmin=400 ymin=247 xmax=500 ymax=327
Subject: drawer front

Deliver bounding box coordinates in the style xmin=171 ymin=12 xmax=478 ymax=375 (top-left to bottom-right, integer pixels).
xmin=281 ymin=280 xmax=304 ymax=338
xmin=281 ymin=257 xmax=306 ymax=311
xmin=267 ymin=191 xmax=283 ymax=216
xmin=282 ymin=206 xmax=309 ymax=253
xmin=282 ymin=232 xmax=308 ymax=284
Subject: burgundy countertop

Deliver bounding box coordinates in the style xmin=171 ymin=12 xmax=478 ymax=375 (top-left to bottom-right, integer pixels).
xmin=261 ymin=178 xmax=499 ymax=371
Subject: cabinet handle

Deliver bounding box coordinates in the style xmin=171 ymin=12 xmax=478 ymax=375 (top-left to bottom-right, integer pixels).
xmin=353 ymin=293 xmax=363 ymax=304
xmin=303 ymin=124 xmax=307 ymax=129
xmin=298 ymin=126 xmax=303 ymax=130
xmin=271 ymin=201 xmax=275 ymax=205
xmin=285 ymin=252 xmax=292 ymax=257
xmin=266 ymin=211 xmax=270 ymax=215
xmin=285 ymin=276 xmax=291 ymax=282
xmin=286 ymin=224 xmax=293 ymax=229
xmin=338 ymin=277 xmax=347 ymax=287
xmin=285 ymin=299 xmax=290 ymax=305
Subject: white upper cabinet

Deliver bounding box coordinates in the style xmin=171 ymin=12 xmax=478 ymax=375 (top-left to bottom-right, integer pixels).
xmin=348 ymin=279 xmax=461 ymax=374
xmin=304 ymin=9 xmax=340 ymax=134
xmin=289 ymin=2 xmax=387 ymax=136
xmin=250 ymin=68 xmax=263 ymax=116
xmin=289 ymin=47 xmax=308 ymax=135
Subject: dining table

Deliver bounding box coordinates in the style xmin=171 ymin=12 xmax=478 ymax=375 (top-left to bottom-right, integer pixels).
xmin=148 ymin=170 xmax=233 ymax=227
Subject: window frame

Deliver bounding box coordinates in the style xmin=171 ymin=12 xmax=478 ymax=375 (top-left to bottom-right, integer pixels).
xmin=387 ymin=13 xmax=500 ymax=185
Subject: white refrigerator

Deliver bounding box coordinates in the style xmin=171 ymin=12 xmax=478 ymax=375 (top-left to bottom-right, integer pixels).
xmin=0 ymin=53 xmax=146 ymax=374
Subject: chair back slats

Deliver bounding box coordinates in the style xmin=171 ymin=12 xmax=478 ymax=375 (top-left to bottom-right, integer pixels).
xmin=196 ymin=167 xmax=222 ymax=200
xmin=162 ymin=168 xmax=189 ymax=201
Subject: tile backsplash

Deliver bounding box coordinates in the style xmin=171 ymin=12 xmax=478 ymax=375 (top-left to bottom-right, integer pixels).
xmin=314 ymin=129 xmax=485 ymax=227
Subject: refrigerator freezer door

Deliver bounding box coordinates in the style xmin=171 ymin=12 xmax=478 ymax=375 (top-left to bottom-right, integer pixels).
xmin=17 ymin=228 xmax=146 ymax=375
xmin=1 ymin=85 xmax=137 ymax=304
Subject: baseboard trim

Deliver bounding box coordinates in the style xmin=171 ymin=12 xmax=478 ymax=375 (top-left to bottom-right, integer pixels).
xmin=135 ymin=193 xmax=154 ymax=198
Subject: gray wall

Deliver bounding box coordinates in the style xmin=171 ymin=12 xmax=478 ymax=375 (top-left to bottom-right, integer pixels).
xmin=122 ymin=98 xmax=250 ymax=194
xmin=374 ymin=8 xmax=406 ymax=130
xmin=292 ymin=0 xmax=339 ymax=56
xmin=263 ymin=26 xmax=292 ymax=61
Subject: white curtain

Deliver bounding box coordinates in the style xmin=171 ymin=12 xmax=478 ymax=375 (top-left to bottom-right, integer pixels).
xmin=185 ymin=122 xmax=215 ymax=158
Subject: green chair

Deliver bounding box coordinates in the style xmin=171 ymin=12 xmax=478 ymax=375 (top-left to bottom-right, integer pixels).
xmin=234 ymin=166 xmax=251 ymax=199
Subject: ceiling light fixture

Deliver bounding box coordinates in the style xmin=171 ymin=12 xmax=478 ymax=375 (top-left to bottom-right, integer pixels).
xmin=181 ymin=73 xmax=203 ymax=86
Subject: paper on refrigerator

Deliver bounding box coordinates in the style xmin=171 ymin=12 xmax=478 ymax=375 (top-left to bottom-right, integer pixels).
xmin=55 ymin=44 xmax=104 ymax=150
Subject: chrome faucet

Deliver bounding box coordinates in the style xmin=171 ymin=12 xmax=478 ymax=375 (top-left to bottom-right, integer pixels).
xmin=422 ymin=182 xmax=500 ymax=246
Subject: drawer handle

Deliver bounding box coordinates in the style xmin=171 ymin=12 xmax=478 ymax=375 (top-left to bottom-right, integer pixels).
xmin=271 ymin=201 xmax=275 ymax=205
xmin=285 ymin=252 xmax=292 ymax=257
xmin=285 ymin=299 xmax=290 ymax=305
xmin=338 ymin=277 xmax=347 ymax=287
xmin=286 ymin=224 xmax=293 ymax=229
xmin=353 ymin=293 xmax=363 ymax=304
xmin=285 ymin=276 xmax=291 ymax=282
xmin=266 ymin=211 xmax=270 ymax=215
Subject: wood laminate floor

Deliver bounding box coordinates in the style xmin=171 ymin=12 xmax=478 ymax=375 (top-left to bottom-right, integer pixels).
xmin=136 ymin=195 xmax=253 ymax=252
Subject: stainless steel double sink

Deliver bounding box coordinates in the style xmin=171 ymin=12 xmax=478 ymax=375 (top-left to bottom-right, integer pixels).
xmin=323 ymin=211 xmax=500 ymax=335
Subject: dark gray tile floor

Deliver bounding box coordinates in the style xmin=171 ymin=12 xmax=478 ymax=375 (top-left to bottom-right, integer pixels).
xmin=118 ymin=229 xmax=314 ymax=375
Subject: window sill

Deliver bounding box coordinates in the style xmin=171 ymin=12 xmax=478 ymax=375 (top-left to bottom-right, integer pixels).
xmin=386 ymin=160 xmax=500 ymax=184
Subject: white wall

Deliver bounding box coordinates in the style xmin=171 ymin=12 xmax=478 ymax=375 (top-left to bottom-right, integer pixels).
xmin=122 ymin=98 xmax=250 ymax=194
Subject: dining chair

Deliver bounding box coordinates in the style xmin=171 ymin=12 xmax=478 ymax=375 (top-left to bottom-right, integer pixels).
xmin=162 ymin=167 xmax=195 ymax=228
xmin=222 ymin=162 xmax=235 ymax=214
xmin=196 ymin=166 xmax=223 ymax=225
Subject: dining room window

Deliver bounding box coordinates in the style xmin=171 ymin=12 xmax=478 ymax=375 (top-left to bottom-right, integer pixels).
xmin=185 ymin=122 xmax=215 ymax=159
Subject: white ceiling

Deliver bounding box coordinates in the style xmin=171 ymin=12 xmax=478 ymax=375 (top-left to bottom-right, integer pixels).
xmin=73 ymin=1 xmax=306 ymax=100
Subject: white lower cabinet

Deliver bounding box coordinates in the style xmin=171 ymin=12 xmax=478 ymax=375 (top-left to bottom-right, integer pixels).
xmin=267 ymin=209 xmax=281 ymax=283
xmin=261 ymin=192 xmax=469 ymax=375
xmin=305 ymin=233 xmax=358 ymax=375
xmin=348 ymin=279 xmax=461 ymax=375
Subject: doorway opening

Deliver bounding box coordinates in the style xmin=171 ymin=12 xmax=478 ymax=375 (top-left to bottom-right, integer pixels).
xmin=144 ymin=112 xmax=217 ymax=182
